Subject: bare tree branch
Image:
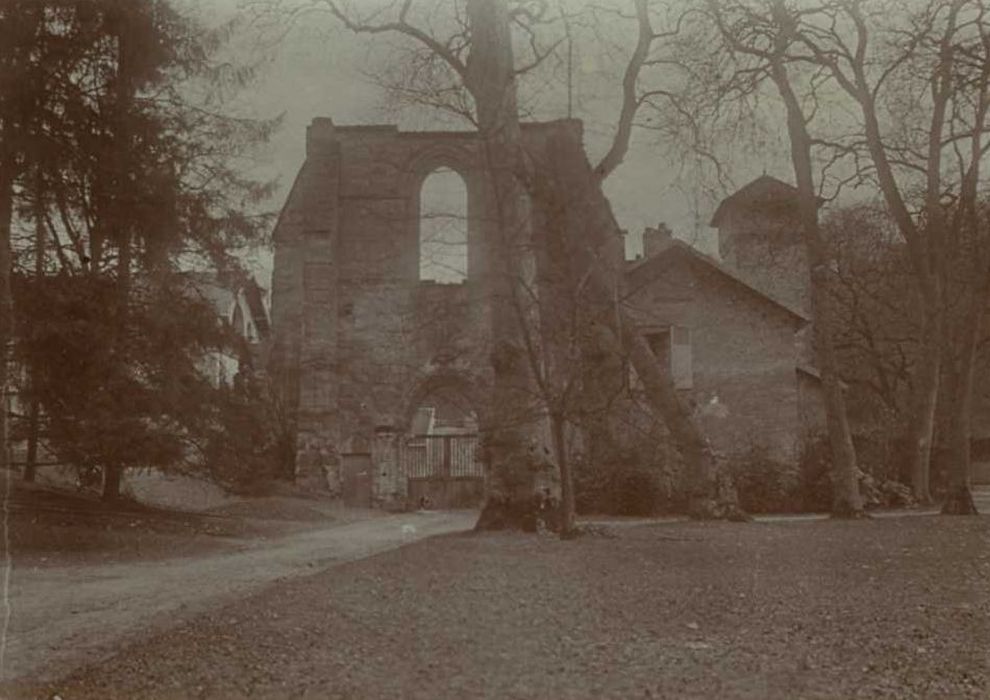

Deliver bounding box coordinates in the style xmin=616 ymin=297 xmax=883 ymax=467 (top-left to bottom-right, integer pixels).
xmin=594 ymin=0 xmax=653 ymax=180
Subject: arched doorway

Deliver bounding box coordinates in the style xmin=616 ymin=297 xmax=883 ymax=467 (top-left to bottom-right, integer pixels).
xmin=401 ymin=374 xmax=485 ymax=508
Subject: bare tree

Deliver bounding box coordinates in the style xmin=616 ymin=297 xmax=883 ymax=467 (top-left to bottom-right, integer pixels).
xmin=707 ymin=0 xmax=866 ymax=516
xmin=826 ymin=203 xmax=918 ymax=474
xmin=777 ymin=0 xmax=990 ymax=512
xmin=259 ymin=0 xmax=746 ymax=525
xmin=687 ymin=0 xmax=990 ymax=514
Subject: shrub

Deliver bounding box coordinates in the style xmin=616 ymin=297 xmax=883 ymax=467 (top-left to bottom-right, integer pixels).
xmin=797 ymin=434 xmax=918 ymax=512
xmin=878 ymin=479 xmax=915 ymax=507
xmin=728 ymin=443 xmax=800 ymax=513
xmin=797 ymin=434 xmax=833 ymax=512
xmin=15 ymin=274 xmax=226 ymax=496
xmin=573 ymin=454 xmax=612 ymax=514
xmin=198 ymin=371 xmax=295 ymax=494
xmin=612 ymin=466 xmax=667 ymax=516
xmin=859 ymin=473 xmax=915 ymax=509
xmin=573 ymin=447 xmax=674 ymax=516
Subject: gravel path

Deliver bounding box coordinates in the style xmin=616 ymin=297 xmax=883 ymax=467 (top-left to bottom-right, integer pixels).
xmin=17 ymin=514 xmax=990 ymax=700
xmin=0 ymin=510 xmax=475 ymax=687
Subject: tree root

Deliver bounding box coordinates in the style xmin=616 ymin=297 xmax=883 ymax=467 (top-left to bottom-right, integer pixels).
xmin=687 ymin=497 xmax=752 ymax=522
xmin=941 ymin=486 xmax=979 ymax=515
xmin=560 ymin=523 xmax=617 ymax=540
xmin=830 ymin=498 xmax=870 ymax=519
xmin=475 ymin=493 xmax=562 ymax=532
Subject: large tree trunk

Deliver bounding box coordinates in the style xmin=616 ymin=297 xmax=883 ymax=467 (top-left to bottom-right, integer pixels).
xmin=23 ymin=400 xmax=39 ymax=483
xmin=767 ymin=47 xmax=863 ymax=517
xmin=468 ymin=0 xmax=554 ymax=530
xmin=24 ymin=184 xmax=46 ymax=483
xmin=942 ymin=289 xmax=982 ymax=515
xmin=102 ymin=231 xmax=132 ymax=502
xmin=811 ymin=267 xmax=863 ymax=516
xmin=0 ymin=167 xmax=14 ymax=479
xmin=99 ymin=10 xmax=136 ymax=503
xmin=550 ymin=411 xmax=576 ymax=534
xmin=102 ymin=464 xmax=123 ymax=503
xmin=906 ymin=310 xmax=940 ymax=504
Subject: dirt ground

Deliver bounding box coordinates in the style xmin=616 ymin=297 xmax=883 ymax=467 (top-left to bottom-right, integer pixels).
xmin=0 ymin=480 xmax=476 ymax=690
xmin=9 ymin=513 xmax=988 ymax=700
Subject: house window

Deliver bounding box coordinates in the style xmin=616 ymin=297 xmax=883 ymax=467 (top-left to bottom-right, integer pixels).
xmin=632 ymin=326 xmax=693 ymax=391
xmin=646 ymin=330 xmax=671 ymax=376
xmin=419 ymin=168 xmax=468 ymax=283
xmin=231 ymin=303 xmax=245 ymax=337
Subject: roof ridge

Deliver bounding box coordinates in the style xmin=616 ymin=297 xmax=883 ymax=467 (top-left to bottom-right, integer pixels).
xmin=627 ymin=240 xmax=810 ymax=323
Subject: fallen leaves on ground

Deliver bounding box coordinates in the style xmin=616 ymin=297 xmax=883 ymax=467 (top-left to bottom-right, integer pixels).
xmin=15 ymin=516 xmax=990 ymax=699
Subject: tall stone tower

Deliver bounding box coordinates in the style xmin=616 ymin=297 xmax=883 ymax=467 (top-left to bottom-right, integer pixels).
xmin=710 ymin=175 xmax=811 ymax=315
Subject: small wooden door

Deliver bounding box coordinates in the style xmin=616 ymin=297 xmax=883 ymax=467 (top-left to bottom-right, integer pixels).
xmin=341 ymin=453 xmax=372 ymax=508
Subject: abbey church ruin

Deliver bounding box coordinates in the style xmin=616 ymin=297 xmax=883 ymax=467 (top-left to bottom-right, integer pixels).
xmin=269 ymin=117 xmax=826 ymax=508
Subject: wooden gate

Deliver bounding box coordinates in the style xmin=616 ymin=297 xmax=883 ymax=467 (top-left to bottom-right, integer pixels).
xmin=400 ymin=434 xmax=484 ymax=508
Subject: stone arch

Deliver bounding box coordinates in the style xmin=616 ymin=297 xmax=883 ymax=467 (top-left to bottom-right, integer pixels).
xmin=401 ymin=369 xmax=488 ymax=435
xmin=341 ymin=433 xmax=371 ymax=454
xmin=403 ymin=140 xmax=479 ymax=187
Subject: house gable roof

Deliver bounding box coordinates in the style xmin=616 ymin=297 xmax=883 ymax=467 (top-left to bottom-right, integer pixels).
xmin=626 ymin=239 xmax=810 ymax=325
xmin=179 ymin=271 xmax=271 ymax=342
xmin=241 ymin=279 xmax=272 ymax=338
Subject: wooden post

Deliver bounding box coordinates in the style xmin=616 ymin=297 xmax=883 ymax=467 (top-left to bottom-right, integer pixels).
xmin=442 ymin=436 xmax=452 ymax=478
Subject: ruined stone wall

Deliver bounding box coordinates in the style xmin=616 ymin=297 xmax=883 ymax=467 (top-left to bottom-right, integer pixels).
xmin=269 ymin=118 xmax=579 ymax=500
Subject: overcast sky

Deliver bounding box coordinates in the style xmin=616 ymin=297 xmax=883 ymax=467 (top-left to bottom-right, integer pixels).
xmin=191 ymin=1 xmax=794 ymax=281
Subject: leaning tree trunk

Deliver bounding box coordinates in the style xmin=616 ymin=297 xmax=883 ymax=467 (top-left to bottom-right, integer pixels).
xmin=618 ymin=322 xmax=722 ymax=514
xmin=538 ymin=126 xmax=743 ymax=519
xmin=468 ymin=0 xmax=553 ymax=530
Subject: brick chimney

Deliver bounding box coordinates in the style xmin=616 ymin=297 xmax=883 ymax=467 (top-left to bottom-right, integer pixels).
xmin=306 ymin=117 xmax=336 ymax=157
xmin=643 ymin=222 xmax=673 ymax=258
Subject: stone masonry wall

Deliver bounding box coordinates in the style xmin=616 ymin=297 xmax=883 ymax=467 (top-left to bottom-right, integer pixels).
xmin=626 ymin=257 xmax=806 ymax=462
xmin=718 ymin=207 xmax=810 ymax=316
xmin=269 ymin=118 xmax=580 ymax=504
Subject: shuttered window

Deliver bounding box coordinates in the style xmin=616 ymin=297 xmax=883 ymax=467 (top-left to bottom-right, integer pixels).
xmin=631 ymin=326 xmax=693 ymax=391
xmin=670 ymin=326 xmax=693 ymax=389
